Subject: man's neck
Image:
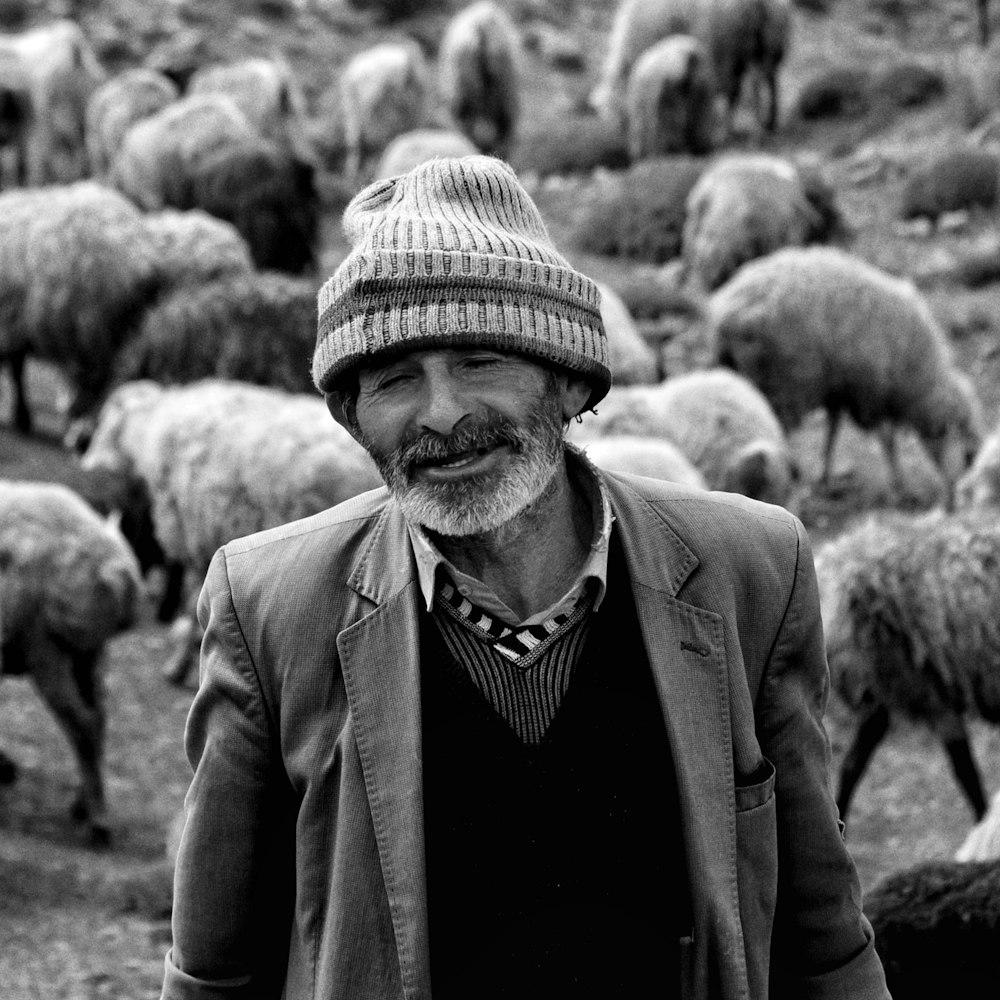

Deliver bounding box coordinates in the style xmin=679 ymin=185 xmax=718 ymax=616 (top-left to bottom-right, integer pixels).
xmin=429 ymin=459 xmax=592 ymax=621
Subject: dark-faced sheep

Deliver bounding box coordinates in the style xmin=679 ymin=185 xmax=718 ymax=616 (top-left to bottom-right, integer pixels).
xmin=625 ymin=34 xmax=719 ymax=160
xmin=438 ymin=0 xmax=521 ymax=159
xmin=863 ymin=859 xmax=1000 ymax=999
xmin=339 ymin=40 xmax=431 ymax=184
xmin=590 ymin=0 xmax=792 ymax=135
xmin=708 ymin=246 xmax=984 ymax=505
xmin=0 ymin=479 xmax=141 ymax=845
xmin=85 ymin=67 xmax=178 ymax=180
xmin=0 ymin=18 xmax=106 ymax=185
xmin=80 ymin=380 xmax=384 ymax=686
xmin=815 ymin=509 xmax=1000 ymax=825
xmin=681 ymin=153 xmax=841 ymax=291
xmin=110 ymin=92 xmax=318 ymax=273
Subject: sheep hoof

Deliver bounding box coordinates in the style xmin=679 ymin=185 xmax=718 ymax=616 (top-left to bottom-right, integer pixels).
xmin=0 ymin=753 xmax=18 ymax=785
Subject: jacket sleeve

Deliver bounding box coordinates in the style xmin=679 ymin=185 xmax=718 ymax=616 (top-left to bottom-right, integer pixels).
xmin=760 ymin=516 xmax=891 ymax=1000
xmin=161 ymin=547 xmax=295 ymax=1000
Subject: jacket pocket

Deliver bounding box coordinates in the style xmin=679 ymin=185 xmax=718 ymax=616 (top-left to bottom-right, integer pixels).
xmin=734 ymin=756 xmax=778 ymax=1000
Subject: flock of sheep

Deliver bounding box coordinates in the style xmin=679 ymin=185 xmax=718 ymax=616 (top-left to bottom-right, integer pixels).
xmin=2 ymin=0 xmax=1000 ymax=993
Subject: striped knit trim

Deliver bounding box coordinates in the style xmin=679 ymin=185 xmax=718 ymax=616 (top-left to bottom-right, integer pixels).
xmin=432 ymin=585 xmax=594 ymax=744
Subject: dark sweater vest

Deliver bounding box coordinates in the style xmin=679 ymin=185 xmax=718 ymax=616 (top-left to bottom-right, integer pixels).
xmin=420 ymin=535 xmax=691 ymax=999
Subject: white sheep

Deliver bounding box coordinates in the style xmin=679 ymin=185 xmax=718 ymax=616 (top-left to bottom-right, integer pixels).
xmin=578 ymin=435 xmax=708 ymax=490
xmin=438 ymin=0 xmax=521 ymax=159
xmin=0 ymin=19 xmax=106 ymax=185
xmin=373 ymin=127 xmax=478 ymax=179
xmin=625 ymin=34 xmax=719 ymax=160
xmin=680 ymin=153 xmax=837 ymax=291
xmin=85 ymin=67 xmax=179 ymax=180
xmin=708 ymin=246 xmax=984 ymax=503
xmin=956 ymin=420 xmax=1000 ymax=511
xmin=595 ymin=281 xmax=660 ymax=385
xmin=0 ymin=479 xmax=141 ymax=845
xmin=574 ymin=367 xmax=796 ymax=506
xmin=79 ymin=379 xmax=384 ymax=686
xmin=142 ymin=208 xmax=255 ymax=288
xmin=187 ymin=55 xmax=316 ymax=164
xmin=814 ymin=509 xmax=1000 ymax=825
xmin=339 ymin=40 xmax=431 ymax=184
xmin=590 ymin=0 xmax=791 ymax=135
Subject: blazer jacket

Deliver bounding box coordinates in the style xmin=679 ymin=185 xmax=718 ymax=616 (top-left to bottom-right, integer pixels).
xmin=161 ymin=471 xmax=891 ymax=1000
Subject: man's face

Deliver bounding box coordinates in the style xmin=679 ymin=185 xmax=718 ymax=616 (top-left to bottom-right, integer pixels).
xmin=336 ymin=348 xmax=588 ymax=536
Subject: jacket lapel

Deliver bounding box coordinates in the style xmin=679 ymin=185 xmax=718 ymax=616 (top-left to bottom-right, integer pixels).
xmin=336 ymin=503 xmax=432 ymax=1000
xmin=604 ymin=475 xmax=742 ymax=951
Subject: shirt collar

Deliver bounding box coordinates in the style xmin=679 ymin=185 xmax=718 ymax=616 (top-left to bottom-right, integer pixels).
xmin=406 ymin=444 xmax=614 ymax=627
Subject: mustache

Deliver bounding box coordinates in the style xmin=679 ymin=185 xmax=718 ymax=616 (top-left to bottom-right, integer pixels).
xmin=394 ymin=416 xmax=524 ymax=471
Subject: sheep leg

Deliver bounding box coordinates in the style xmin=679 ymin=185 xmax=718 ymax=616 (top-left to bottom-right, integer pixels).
xmin=157 ymin=561 xmax=187 ymax=623
xmin=877 ymin=424 xmax=907 ymax=500
xmin=161 ymin=614 xmax=201 ymax=688
xmin=934 ymin=712 xmax=988 ymax=820
xmin=979 ymin=0 xmax=990 ymax=45
xmin=820 ymin=408 xmax=844 ymax=489
xmin=0 ymin=748 xmax=17 ymax=784
xmin=6 ymin=350 xmax=32 ymax=434
xmin=765 ymin=69 xmax=780 ymax=133
xmin=28 ymin=638 xmax=110 ymax=847
xmin=836 ymin=703 xmax=890 ymax=823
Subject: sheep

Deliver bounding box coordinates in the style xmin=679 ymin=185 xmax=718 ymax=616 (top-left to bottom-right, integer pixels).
xmin=595 ymin=281 xmax=660 ymax=385
xmin=187 ymin=56 xmax=316 ymax=165
xmin=373 ymin=127 xmax=478 ymax=179
xmin=680 ymin=153 xmax=841 ymax=291
xmin=573 ymin=367 xmax=796 ymax=506
xmin=84 ymin=67 xmax=178 ymax=180
xmin=814 ymin=509 xmax=1000 ymax=825
xmin=899 ymin=147 xmax=1000 ymax=224
xmin=624 ymin=34 xmax=718 ymax=160
xmin=110 ymin=92 xmax=319 ymax=274
xmin=863 ymin=859 xmax=1000 ymax=999
xmin=956 ymin=421 xmax=1000 ymax=510
xmin=707 ymin=246 xmax=984 ymax=504
xmin=577 ymin=435 xmax=708 ymax=490
xmin=0 ymin=182 xmax=162 ymax=433
xmin=438 ymin=1 xmax=521 ymax=159
xmin=0 ymin=19 xmax=106 ymax=185
xmin=956 ymin=789 xmax=1000 ymax=861
xmin=339 ymin=40 xmax=431 ymax=184
xmin=589 ymin=0 xmax=792 ymax=135
xmin=79 ymin=380 xmax=384 ymax=686
xmin=0 ymin=479 xmax=142 ymax=845
xmin=0 ymin=183 xmax=257 ymax=436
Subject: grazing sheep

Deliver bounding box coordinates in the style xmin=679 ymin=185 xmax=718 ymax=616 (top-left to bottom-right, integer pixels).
xmin=0 ymin=182 xmax=161 ymax=433
xmin=681 ymin=153 xmax=841 ymax=291
xmin=863 ymin=859 xmax=1000 ymax=999
xmin=339 ymin=40 xmax=431 ymax=183
xmin=111 ymin=93 xmax=318 ymax=274
xmin=0 ymin=479 xmax=141 ymax=845
xmin=956 ymin=789 xmax=1000 ymax=861
xmin=625 ymin=34 xmax=719 ymax=160
xmin=574 ymin=367 xmax=796 ymax=506
xmin=373 ymin=127 xmax=478 ymax=179
xmin=85 ymin=67 xmax=178 ymax=180
xmin=590 ymin=0 xmax=792 ymax=135
xmin=142 ymin=208 xmax=255 ymax=288
xmin=956 ymin=420 xmax=1000 ymax=510
xmin=578 ymin=435 xmax=708 ymax=490
xmin=708 ymin=246 xmax=984 ymax=503
xmin=188 ymin=56 xmax=316 ymax=164
xmin=438 ymin=1 xmax=521 ymax=159
xmin=110 ymin=271 xmax=318 ymax=398
xmin=900 ymin=147 xmax=1000 ymax=223
xmin=815 ymin=509 xmax=1000 ymax=824
xmin=80 ymin=380 xmax=384 ymax=685
xmin=595 ymin=281 xmax=660 ymax=385
xmin=0 ymin=19 xmax=106 ymax=185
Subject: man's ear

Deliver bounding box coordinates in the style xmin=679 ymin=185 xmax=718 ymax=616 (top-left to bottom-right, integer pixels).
xmin=558 ymin=373 xmax=593 ymax=422
xmin=325 ymin=391 xmax=363 ymax=443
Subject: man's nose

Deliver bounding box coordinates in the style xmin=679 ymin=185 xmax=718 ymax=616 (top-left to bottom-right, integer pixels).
xmin=417 ymin=373 xmax=473 ymax=436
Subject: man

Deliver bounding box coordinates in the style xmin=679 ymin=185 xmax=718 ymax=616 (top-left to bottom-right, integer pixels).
xmin=162 ymin=156 xmax=890 ymax=999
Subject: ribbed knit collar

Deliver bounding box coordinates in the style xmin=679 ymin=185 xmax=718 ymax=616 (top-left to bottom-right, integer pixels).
xmin=406 ymin=445 xmax=613 ymax=627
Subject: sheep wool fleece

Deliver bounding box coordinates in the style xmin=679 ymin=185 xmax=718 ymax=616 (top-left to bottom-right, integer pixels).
xmin=313 ymin=155 xmax=611 ymax=408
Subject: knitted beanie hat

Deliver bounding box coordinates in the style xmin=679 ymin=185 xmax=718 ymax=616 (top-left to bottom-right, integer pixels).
xmin=313 ymin=155 xmax=611 ymax=409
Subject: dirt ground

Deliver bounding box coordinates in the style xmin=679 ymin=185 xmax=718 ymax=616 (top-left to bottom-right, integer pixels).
xmin=4 ymin=0 xmax=1000 ymax=996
